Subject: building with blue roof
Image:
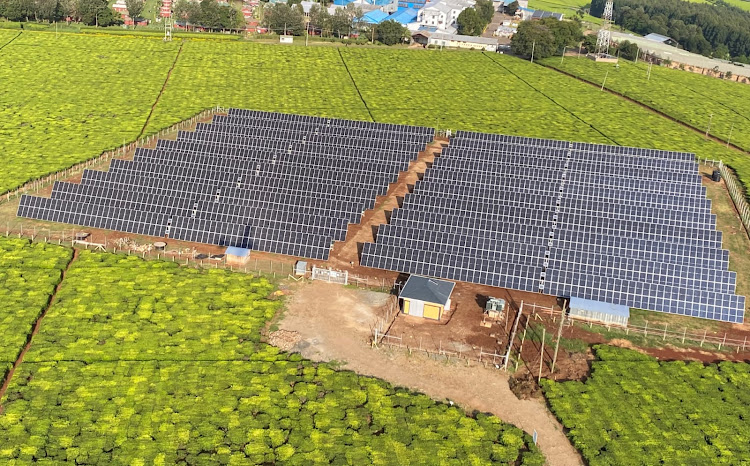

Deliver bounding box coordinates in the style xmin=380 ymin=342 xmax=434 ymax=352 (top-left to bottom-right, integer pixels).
xmin=390 ymin=7 xmax=418 ymax=25
xmin=363 ymin=9 xmax=390 ymax=23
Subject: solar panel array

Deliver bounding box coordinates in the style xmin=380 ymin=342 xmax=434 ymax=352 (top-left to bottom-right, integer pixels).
xmin=362 ymin=131 xmax=745 ymax=323
xmin=17 ymin=109 xmax=434 ymax=260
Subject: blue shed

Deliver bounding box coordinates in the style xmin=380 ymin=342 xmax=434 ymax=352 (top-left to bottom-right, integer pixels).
xmin=568 ymin=297 xmax=630 ymax=326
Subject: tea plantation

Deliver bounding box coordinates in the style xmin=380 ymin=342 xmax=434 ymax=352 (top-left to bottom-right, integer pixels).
xmin=0 ymin=237 xmax=72 ymax=381
xmin=1 ymin=31 xmax=748 ymax=195
xmin=543 ymin=57 xmax=750 ymax=153
xmin=542 ymin=346 xmax=750 ymax=465
xmin=0 ymin=250 xmax=544 ymax=464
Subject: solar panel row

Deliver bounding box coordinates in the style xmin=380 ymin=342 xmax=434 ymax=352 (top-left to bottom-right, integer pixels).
xmin=361 ymin=132 xmax=745 ymax=323
xmin=17 ymin=110 xmax=434 ymax=260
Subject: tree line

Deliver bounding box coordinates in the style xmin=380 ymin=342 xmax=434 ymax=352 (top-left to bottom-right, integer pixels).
xmin=262 ymin=2 xmax=409 ymax=45
xmin=0 ymin=0 xmax=122 ymax=25
xmin=173 ymin=0 xmax=244 ymax=30
xmin=0 ymin=0 xmax=245 ymax=30
xmin=510 ymin=17 xmax=583 ymax=59
xmin=591 ymin=0 xmax=750 ymax=62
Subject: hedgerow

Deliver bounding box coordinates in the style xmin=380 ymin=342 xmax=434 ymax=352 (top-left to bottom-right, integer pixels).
xmin=542 ymin=345 xmax=750 ymax=465
xmin=0 ymin=250 xmax=544 ymax=464
xmin=0 ymin=237 xmax=71 ymax=378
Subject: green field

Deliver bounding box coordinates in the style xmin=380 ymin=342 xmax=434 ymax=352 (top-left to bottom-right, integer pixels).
xmin=1 ymin=30 xmax=748 ymax=195
xmin=527 ymin=0 xmax=602 ymax=24
xmin=0 ymin=249 xmax=544 ymax=464
xmin=0 ymin=31 xmax=178 ymax=194
xmin=542 ymin=345 xmax=750 ymax=465
xmin=0 ymin=237 xmax=72 ymax=380
xmin=539 ymin=55 xmax=750 ymax=189
xmin=542 ymin=56 xmax=750 ymax=150
xmin=686 ymin=0 xmax=750 ymax=12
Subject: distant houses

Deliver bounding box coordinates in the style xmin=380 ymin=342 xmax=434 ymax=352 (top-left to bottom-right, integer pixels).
xmin=416 ymin=0 xmax=475 ymax=34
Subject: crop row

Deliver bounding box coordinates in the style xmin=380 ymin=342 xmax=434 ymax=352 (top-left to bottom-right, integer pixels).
xmin=0 ymin=32 xmax=179 ymax=194
xmin=145 ymin=41 xmax=372 ymax=133
xmin=542 ymin=345 xmax=750 ymax=465
xmin=25 ymin=251 xmax=279 ymax=363
xmin=542 ymin=57 xmax=750 ymax=150
xmin=0 ymin=237 xmax=72 ymax=377
xmin=2 ymin=31 xmax=748 ymax=196
xmin=0 ymin=249 xmax=544 ymax=464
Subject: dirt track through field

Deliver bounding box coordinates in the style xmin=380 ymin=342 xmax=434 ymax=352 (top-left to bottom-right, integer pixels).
xmin=0 ymin=31 xmax=22 ymax=53
xmin=137 ymin=41 xmax=184 ymax=140
xmin=0 ymin=248 xmax=78 ymax=413
xmin=482 ymin=52 xmax=616 ymax=145
xmin=277 ymin=281 xmax=583 ymax=466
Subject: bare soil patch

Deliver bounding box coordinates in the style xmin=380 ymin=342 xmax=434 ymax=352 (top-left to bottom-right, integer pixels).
xmin=276 ymin=280 xmax=583 ymax=466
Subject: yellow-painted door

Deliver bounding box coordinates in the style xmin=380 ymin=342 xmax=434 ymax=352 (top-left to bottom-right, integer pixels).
xmin=403 ymin=299 xmax=410 ymax=315
xmin=423 ymin=304 xmax=441 ymax=320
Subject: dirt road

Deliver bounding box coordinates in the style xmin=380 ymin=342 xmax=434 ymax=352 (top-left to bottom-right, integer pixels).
xmin=276 ymin=281 xmax=583 ymax=466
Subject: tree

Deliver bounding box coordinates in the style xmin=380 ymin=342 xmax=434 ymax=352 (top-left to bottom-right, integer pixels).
xmin=541 ymin=17 xmax=582 ymax=51
xmin=506 ymin=0 xmax=518 ymax=16
xmin=77 ymin=0 xmax=121 ymax=26
xmin=173 ymin=0 xmax=200 ymax=24
xmin=617 ymin=40 xmax=639 ymax=60
xmin=329 ymin=8 xmax=351 ymax=37
xmin=582 ymin=33 xmax=598 ymax=53
xmin=714 ymin=44 xmax=730 ymax=60
xmin=376 ymin=19 xmax=406 ymax=45
xmin=307 ymin=3 xmax=330 ymax=35
xmin=263 ymin=3 xmax=304 ymax=35
xmin=475 ymin=0 xmax=494 ymax=25
xmin=456 ymin=8 xmax=483 ymax=36
xmin=2 ymin=0 xmax=36 ymax=21
xmin=125 ymin=0 xmax=145 ymax=26
xmin=511 ymin=21 xmax=556 ymax=59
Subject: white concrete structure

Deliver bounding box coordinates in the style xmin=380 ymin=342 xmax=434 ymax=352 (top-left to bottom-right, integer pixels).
xmin=417 ymin=0 xmax=474 ymax=30
xmin=427 ymin=32 xmax=499 ymax=51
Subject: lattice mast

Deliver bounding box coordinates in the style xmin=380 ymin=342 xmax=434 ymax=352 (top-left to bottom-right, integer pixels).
xmin=596 ymin=0 xmax=613 ymax=55
xmin=164 ymin=16 xmax=173 ymax=42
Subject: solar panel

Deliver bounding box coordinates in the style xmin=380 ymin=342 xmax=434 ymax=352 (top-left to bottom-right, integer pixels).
xmin=17 ymin=110 xmax=435 ymax=261
xmin=360 ymin=132 xmax=745 ymax=323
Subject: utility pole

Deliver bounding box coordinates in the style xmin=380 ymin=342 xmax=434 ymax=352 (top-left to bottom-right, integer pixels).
xmin=531 ymin=41 xmax=535 ymax=64
xmin=550 ymin=301 xmax=567 ymax=374
xmin=647 ymin=61 xmax=653 ymax=81
xmin=601 ymin=71 xmax=609 ymax=91
xmin=635 ymin=47 xmax=639 ymax=64
xmin=503 ymin=301 xmax=524 ymax=370
xmin=560 ymin=47 xmax=565 ymax=64
xmin=705 ymin=113 xmax=714 ymax=139
xmin=538 ymin=327 xmax=546 ymax=383
xmin=727 ymin=122 xmax=734 ymax=148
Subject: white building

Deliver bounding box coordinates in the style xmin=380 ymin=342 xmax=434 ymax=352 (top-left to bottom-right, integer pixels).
xmin=414 ymin=31 xmax=499 ymax=51
xmin=417 ymin=0 xmax=475 ymax=30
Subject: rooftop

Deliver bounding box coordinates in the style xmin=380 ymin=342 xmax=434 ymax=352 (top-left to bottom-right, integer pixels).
xmin=430 ymin=32 xmax=499 ymax=45
xmin=400 ymin=275 xmax=455 ymax=306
